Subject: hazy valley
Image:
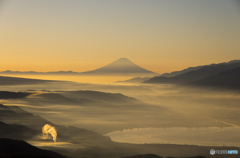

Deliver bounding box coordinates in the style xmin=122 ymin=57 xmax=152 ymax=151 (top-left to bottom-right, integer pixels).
xmin=0 ymin=59 xmax=240 ymax=158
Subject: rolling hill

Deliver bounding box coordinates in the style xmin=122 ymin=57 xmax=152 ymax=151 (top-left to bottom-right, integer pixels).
xmin=0 ymin=76 xmax=58 ymax=85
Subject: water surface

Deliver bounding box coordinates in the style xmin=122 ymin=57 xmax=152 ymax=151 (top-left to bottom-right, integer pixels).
xmin=106 ymin=127 xmax=240 ymax=147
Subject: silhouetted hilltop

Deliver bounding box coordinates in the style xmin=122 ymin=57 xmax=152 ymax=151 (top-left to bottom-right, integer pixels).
xmin=0 ymin=76 xmax=58 ymax=85
xmin=0 ymin=138 xmax=66 ymax=158
xmin=0 ymin=91 xmax=32 ymax=99
xmin=81 ymin=58 xmax=158 ymax=76
xmin=143 ymin=59 xmax=240 ymax=84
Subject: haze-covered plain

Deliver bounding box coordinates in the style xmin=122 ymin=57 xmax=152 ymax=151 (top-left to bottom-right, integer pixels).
xmin=2 ymin=79 xmax=240 ymax=133
xmin=0 ymin=67 xmax=240 ymax=158
xmin=1 ymin=58 xmax=240 ymax=158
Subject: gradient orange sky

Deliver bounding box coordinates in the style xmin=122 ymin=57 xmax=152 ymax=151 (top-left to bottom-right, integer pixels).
xmin=0 ymin=0 xmax=240 ymax=74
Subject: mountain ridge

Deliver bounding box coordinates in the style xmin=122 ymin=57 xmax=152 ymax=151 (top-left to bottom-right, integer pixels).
xmin=189 ymin=66 xmax=240 ymax=89
xmin=143 ymin=59 xmax=240 ymax=85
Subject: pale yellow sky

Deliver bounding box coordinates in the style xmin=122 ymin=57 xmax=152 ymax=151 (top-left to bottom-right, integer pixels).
xmin=0 ymin=0 xmax=240 ymax=74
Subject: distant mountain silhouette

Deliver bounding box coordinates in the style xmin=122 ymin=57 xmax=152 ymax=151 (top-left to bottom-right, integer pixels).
xmin=189 ymin=66 xmax=240 ymax=89
xmin=143 ymin=59 xmax=240 ymax=84
xmin=80 ymin=58 xmax=158 ymax=76
xmin=0 ymin=138 xmax=66 ymax=158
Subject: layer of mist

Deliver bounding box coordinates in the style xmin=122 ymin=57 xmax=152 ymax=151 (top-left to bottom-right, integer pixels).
xmin=0 ymin=73 xmax=240 ymax=158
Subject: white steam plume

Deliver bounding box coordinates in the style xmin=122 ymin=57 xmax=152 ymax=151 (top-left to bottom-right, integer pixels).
xmin=42 ymin=124 xmax=57 ymax=142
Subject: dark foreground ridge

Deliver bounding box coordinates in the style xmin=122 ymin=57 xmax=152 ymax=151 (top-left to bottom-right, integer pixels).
xmin=0 ymin=91 xmax=32 ymax=99
xmin=123 ymin=154 xmax=207 ymax=158
xmin=0 ymin=138 xmax=66 ymax=158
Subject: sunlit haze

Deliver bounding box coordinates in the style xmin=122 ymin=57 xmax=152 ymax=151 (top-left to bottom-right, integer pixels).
xmin=0 ymin=1 xmax=240 ymax=158
xmin=0 ymin=0 xmax=240 ymax=73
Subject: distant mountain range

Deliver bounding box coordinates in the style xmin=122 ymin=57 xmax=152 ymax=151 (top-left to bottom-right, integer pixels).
xmin=0 ymin=58 xmax=158 ymax=77
xmin=143 ymin=59 xmax=240 ymax=89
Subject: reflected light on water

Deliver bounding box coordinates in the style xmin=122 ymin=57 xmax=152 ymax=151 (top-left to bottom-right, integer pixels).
xmin=106 ymin=127 xmax=240 ymax=147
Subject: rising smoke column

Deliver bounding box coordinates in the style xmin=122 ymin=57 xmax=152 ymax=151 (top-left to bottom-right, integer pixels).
xmin=42 ymin=124 xmax=57 ymax=142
